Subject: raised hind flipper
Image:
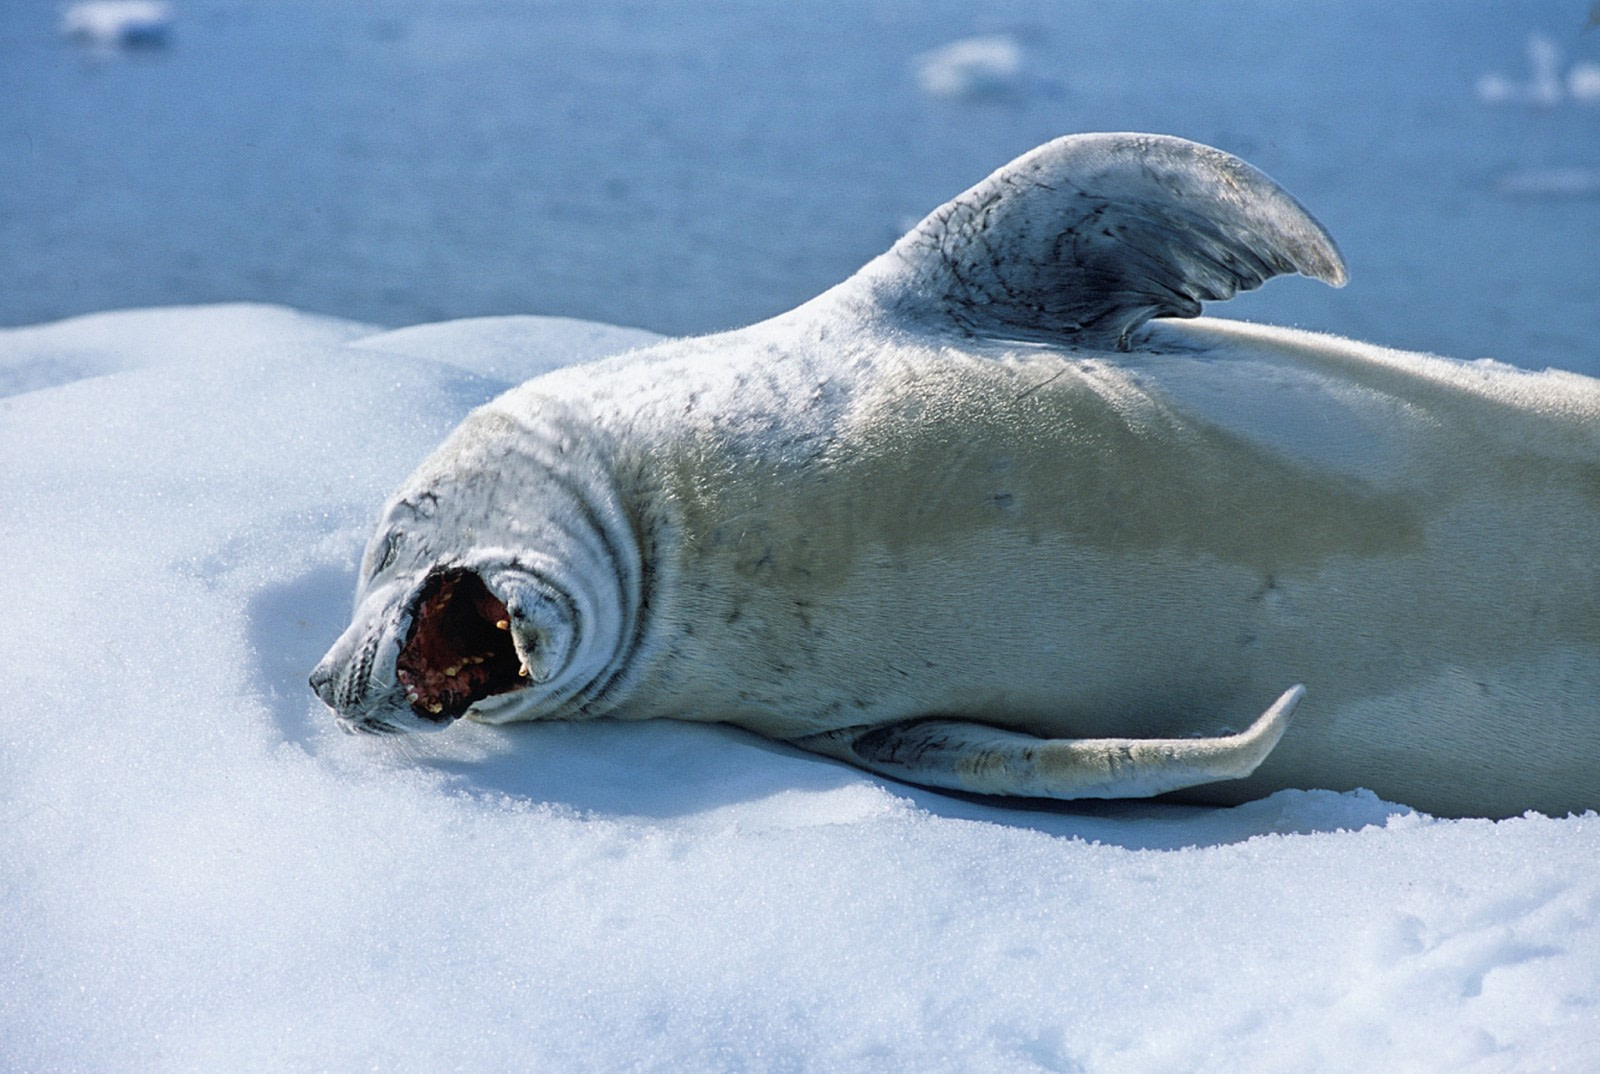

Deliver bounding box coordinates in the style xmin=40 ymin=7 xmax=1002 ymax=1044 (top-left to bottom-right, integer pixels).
xmin=854 ymin=132 xmax=1346 ymax=350
xmin=791 ymin=685 xmax=1303 ymax=799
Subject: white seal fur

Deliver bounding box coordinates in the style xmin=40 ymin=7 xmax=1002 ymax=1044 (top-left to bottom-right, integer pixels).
xmin=312 ymin=133 xmax=1600 ymax=818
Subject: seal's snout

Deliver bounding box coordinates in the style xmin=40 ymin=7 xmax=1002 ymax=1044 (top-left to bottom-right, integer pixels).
xmin=396 ymin=569 xmax=525 ymax=722
xmin=307 ymin=658 xmax=338 ymax=710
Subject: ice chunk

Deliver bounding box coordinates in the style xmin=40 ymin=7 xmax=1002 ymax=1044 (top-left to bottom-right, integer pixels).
xmin=60 ymin=1 xmax=174 ymax=49
xmin=912 ymin=34 xmax=1025 ymax=103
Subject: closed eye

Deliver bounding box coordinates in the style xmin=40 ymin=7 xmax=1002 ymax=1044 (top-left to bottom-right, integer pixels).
xmin=366 ymin=530 xmax=402 ymax=581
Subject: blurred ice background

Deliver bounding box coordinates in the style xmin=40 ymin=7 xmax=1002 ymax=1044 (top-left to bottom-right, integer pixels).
xmin=5 ymin=0 xmax=1599 ymax=369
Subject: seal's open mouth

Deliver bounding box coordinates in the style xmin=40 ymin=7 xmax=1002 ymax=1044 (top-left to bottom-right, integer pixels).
xmin=395 ymin=569 xmax=524 ymax=722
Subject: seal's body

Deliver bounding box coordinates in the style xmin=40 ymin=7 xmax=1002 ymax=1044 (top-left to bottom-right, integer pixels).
xmin=313 ymin=134 xmax=1600 ymax=818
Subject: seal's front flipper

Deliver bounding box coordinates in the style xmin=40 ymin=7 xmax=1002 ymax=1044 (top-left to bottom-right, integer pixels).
xmin=859 ymin=133 xmax=1346 ymax=351
xmin=792 ymin=685 xmax=1304 ymax=799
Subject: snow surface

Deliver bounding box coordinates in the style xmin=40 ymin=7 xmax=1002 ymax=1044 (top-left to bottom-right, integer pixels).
xmin=3 ymin=306 xmax=1599 ymax=1073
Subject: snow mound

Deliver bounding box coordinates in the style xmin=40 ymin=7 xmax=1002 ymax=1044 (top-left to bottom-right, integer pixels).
xmin=352 ymin=314 xmax=661 ymax=384
xmin=2 ymin=306 xmax=1598 ymax=1072
xmin=0 ymin=303 xmax=374 ymax=397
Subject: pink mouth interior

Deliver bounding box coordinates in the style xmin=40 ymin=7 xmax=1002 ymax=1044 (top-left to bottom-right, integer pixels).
xmin=395 ymin=570 xmax=524 ymax=722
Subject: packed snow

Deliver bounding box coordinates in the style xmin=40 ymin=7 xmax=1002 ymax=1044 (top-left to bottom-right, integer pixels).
xmin=6 ymin=1 xmax=1600 ymax=1071
xmin=3 ymin=306 xmax=1598 ymax=1073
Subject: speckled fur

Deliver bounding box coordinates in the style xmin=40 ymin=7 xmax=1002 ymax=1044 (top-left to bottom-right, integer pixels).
xmin=313 ymin=134 xmax=1600 ymax=817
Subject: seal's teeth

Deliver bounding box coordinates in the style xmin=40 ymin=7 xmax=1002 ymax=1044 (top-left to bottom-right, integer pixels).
xmin=468 ymin=655 xmax=486 ymax=665
xmin=426 ymin=702 xmax=444 ymax=715
xmin=518 ymin=664 xmax=530 ymax=678
xmin=444 ymin=664 xmax=462 ymax=677
xmin=405 ymin=690 xmax=419 ymax=703
xmin=495 ymin=619 xmax=510 ymax=631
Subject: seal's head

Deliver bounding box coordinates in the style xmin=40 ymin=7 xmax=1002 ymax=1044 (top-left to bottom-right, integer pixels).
xmin=309 ymin=557 xmax=581 ymax=734
xmin=309 ymin=404 xmax=641 ymax=734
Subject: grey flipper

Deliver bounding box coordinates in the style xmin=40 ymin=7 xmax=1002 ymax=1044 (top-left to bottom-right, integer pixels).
xmin=857 ymin=133 xmax=1347 ymax=350
xmin=791 ymin=685 xmax=1303 ymax=799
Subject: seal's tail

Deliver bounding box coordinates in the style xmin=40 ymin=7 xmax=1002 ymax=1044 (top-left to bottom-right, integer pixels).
xmin=860 ymin=133 xmax=1347 ymax=351
xmin=791 ymin=684 xmax=1305 ymax=800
